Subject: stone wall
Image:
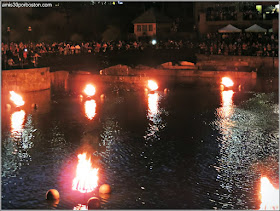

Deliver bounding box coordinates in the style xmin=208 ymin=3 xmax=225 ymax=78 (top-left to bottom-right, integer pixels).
xmin=196 ymin=54 xmax=279 ymax=75
xmin=2 ymin=67 xmax=51 ymax=92
xmin=50 ymin=71 xmax=69 ymax=91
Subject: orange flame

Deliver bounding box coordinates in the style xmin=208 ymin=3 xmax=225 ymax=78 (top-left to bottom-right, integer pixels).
xmin=72 ymin=153 xmax=99 ymax=193
xmin=148 ymin=80 xmax=158 ymax=91
xmin=10 ymin=91 xmax=25 ymax=107
xmin=84 ymin=85 xmax=96 ymax=96
xmin=221 ymin=77 xmax=234 ymax=88
xmin=11 ymin=110 xmax=26 ymax=133
xmin=259 ymin=177 xmax=279 ymax=210
xmin=85 ymin=100 xmax=96 ymax=120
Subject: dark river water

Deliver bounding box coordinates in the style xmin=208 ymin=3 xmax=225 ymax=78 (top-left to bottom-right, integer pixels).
xmin=1 ymin=74 xmax=279 ymax=209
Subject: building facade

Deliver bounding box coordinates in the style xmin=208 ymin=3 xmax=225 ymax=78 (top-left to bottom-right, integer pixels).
xmin=194 ymin=2 xmax=279 ymax=35
xmin=132 ymin=8 xmax=172 ymax=40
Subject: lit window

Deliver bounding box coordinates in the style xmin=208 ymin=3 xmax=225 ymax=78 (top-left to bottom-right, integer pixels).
xmin=142 ymin=25 xmax=147 ymax=32
xmin=149 ymin=25 xmax=153 ymax=31
xmin=137 ymin=25 xmax=141 ymax=32
xmin=256 ymin=5 xmax=262 ymax=13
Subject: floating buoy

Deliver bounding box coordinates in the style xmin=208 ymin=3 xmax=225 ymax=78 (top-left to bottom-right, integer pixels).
xmin=32 ymin=103 xmax=38 ymax=110
xmin=164 ymin=88 xmax=169 ymax=94
xmin=87 ymin=197 xmax=101 ymax=209
xmin=238 ymin=85 xmax=242 ymax=91
xmin=99 ymin=184 xmax=111 ymax=194
xmin=99 ymin=193 xmax=110 ymax=201
xmin=100 ymin=94 xmax=105 ymax=101
xmin=46 ymin=189 xmax=60 ymax=200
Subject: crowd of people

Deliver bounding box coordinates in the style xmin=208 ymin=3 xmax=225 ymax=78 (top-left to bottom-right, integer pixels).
xmin=1 ymin=32 xmax=278 ymax=69
xmin=1 ymin=40 xmax=196 ymax=69
xmin=206 ymin=7 xmax=237 ymax=21
xmin=206 ymin=6 xmax=278 ymax=21
xmin=198 ymin=32 xmax=278 ymax=57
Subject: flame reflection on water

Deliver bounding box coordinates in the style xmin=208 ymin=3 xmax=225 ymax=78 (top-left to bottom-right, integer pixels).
xmin=84 ymin=100 xmax=96 ymax=120
xmin=11 ymin=110 xmax=26 ymax=136
xmin=148 ymin=93 xmax=159 ymax=118
xmin=213 ymin=90 xmax=279 ymax=209
xmin=220 ymin=90 xmax=234 ymax=118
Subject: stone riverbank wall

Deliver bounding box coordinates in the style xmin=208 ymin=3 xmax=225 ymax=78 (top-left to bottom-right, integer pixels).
xmin=196 ymin=54 xmax=278 ymax=76
xmin=1 ymin=63 xmax=259 ymax=93
xmin=1 ymin=67 xmax=51 ymax=92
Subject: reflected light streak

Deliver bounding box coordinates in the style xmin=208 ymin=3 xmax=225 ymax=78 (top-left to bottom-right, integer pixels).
xmin=259 ymin=177 xmax=279 ymax=210
xmin=11 ymin=110 xmax=26 ymax=134
xmin=72 ymin=153 xmax=99 ymax=193
xmin=85 ymin=100 xmax=96 ymax=120
xmin=221 ymin=90 xmax=234 ymax=118
xmin=148 ymin=93 xmax=159 ymax=118
xmin=10 ymin=91 xmax=25 ymax=107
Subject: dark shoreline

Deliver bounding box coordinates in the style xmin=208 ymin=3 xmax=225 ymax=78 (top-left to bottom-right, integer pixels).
xmin=2 ymin=49 xmax=278 ymax=77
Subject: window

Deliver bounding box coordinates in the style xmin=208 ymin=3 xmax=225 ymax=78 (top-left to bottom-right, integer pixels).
xmin=149 ymin=25 xmax=153 ymax=31
xmin=142 ymin=25 xmax=147 ymax=32
xmin=137 ymin=25 xmax=141 ymax=32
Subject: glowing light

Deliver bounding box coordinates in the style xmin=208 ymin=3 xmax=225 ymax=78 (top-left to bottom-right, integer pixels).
xmin=85 ymin=100 xmax=96 ymax=120
xmin=11 ymin=110 xmax=26 ymax=133
xmin=222 ymin=90 xmax=234 ymax=107
xmin=72 ymin=153 xmax=99 ymax=193
xmin=152 ymin=39 xmax=157 ymax=45
xmin=148 ymin=80 xmax=158 ymax=91
xmin=84 ymin=84 xmax=96 ymax=97
xmin=221 ymin=77 xmax=234 ymax=88
xmin=221 ymin=90 xmax=234 ymax=118
xmin=10 ymin=91 xmax=25 ymax=107
xmin=259 ymin=177 xmax=279 ymax=210
xmin=148 ymin=93 xmax=159 ymax=117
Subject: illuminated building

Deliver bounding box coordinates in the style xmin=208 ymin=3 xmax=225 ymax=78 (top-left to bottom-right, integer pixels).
xmin=193 ymin=2 xmax=279 ymax=34
xmin=132 ymin=7 xmax=172 ymax=40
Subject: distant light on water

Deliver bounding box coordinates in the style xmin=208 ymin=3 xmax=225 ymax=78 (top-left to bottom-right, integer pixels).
xmin=259 ymin=177 xmax=279 ymax=210
xmin=221 ymin=77 xmax=234 ymax=88
xmin=85 ymin=100 xmax=96 ymax=120
xmin=10 ymin=91 xmax=25 ymax=107
xmin=152 ymin=39 xmax=157 ymax=45
xmin=148 ymin=80 xmax=158 ymax=91
xmin=84 ymin=84 xmax=96 ymax=97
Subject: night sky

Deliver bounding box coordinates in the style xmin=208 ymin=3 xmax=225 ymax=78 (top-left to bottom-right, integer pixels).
xmin=2 ymin=1 xmax=194 ymax=42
